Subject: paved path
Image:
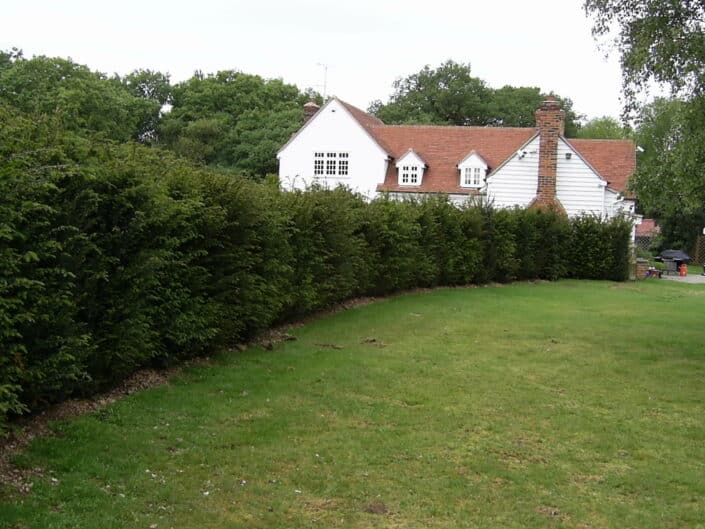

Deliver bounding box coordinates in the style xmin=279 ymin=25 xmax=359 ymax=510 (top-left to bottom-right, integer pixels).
xmin=661 ymin=273 xmax=705 ymax=284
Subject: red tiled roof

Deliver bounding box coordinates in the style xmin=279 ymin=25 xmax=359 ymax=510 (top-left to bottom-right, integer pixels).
xmin=635 ymin=218 xmax=660 ymax=237
xmin=339 ymin=100 xmax=384 ymax=129
xmin=370 ymin=125 xmax=536 ymax=194
xmin=332 ymin=99 xmax=636 ymax=197
xmin=566 ymin=139 xmax=636 ymax=194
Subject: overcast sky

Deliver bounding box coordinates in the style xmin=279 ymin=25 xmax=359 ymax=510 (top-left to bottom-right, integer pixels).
xmin=2 ymin=0 xmax=624 ymax=121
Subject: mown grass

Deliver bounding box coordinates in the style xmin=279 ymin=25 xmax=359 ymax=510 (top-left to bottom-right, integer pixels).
xmin=1 ymin=279 xmax=704 ymax=529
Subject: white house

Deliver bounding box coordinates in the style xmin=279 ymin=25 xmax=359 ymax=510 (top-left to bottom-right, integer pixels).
xmin=277 ymin=97 xmax=637 ymax=219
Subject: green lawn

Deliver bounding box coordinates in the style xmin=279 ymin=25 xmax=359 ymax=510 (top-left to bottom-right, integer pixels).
xmin=2 ymin=280 xmax=704 ymax=529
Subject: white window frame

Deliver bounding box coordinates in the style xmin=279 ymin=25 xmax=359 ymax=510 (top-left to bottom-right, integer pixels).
xmin=314 ymin=152 xmax=324 ymax=175
xmin=396 ymin=150 xmax=425 ymax=186
xmin=314 ymin=151 xmax=350 ymax=178
xmin=325 ymin=152 xmax=337 ymax=175
xmin=399 ymin=165 xmax=422 ymax=185
xmin=458 ymin=151 xmax=488 ymax=189
xmin=462 ymin=166 xmax=482 ymax=187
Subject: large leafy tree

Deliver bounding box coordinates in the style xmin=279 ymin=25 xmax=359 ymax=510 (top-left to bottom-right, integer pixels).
xmin=159 ymin=70 xmax=318 ymax=176
xmin=0 ymin=52 xmax=163 ymax=142
xmin=585 ymin=0 xmax=705 ymax=114
xmin=575 ymin=116 xmax=630 ymax=139
xmin=632 ymin=97 xmax=705 ymax=248
xmin=369 ymin=60 xmax=581 ymax=135
xmin=368 ymin=60 xmax=493 ymax=125
xmin=585 ymin=0 xmax=705 ymax=244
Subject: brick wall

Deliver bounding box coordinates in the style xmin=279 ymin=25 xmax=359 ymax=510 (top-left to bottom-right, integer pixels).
xmin=533 ymin=97 xmax=566 ymax=212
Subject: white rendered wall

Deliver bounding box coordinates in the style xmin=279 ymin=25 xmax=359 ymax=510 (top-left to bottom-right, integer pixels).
xmin=277 ymin=99 xmax=388 ymax=198
xmin=486 ymin=136 xmax=540 ymax=209
xmin=555 ymin=139 xmax=608 ymax=217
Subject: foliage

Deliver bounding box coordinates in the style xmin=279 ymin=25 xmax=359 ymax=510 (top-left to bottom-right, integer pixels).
xmin=585 ymin=2 xmax=705 ymax=248
xmin=158 ymin=70 xmax=319 ymax=177
xmin=514 ymin=208 xmax=571 ymax=280
xmin=0 ymin=103 xmax=632 ymax=431
xmin=585 ymin=0 xmax=705 ymax=114
xmin=568 ymin=214 xmax=632 ymax=280
xmin=368 ymin=60 xmax=582 ymax=135
xmin=0 ymin=54 xmax=162 ymax=142
xmin=630 ymin=97 xmax=705 ymax=249
xmin=576 ymin=116 xmax=630 ymax=139
xmin=368 ymin=60 xmax=493 ymax=125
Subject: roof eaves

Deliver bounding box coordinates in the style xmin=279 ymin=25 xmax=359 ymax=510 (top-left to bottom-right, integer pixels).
xmin=396 ymin=148 xmax=428 ymax=167
xmin=457 ymin=149 xmax=489 ymax=167
xmin=276 ymin=98 xmax=334 ymax=156
xmin=562 ymin=137 xmax=608 ymax=185
xmin=336 ymin=100 xmax=391 ymax=158
xmin=486 ymin=132 xmax=539 ymax=179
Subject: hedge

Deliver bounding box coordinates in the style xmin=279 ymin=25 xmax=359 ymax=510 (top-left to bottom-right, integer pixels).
xmin=0 ymin=107 xmax=633 ymax=432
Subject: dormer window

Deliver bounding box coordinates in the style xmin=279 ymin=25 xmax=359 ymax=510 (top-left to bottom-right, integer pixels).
xmin=396 ymin=149 xmax=426 ymax=186
xmin=457 ymin=150 xmax=488 ymax=189
xmin=401 ymin=165 xmax=419 ymax=184
xmin=463 ymin=167 xmax=482 ymax=187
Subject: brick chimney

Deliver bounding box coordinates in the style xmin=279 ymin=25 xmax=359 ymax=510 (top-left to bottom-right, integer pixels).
xmin=531 ymin=96 xmax=566 ymax=213
xmin=303 ymin=101 xmax=320 ymax=123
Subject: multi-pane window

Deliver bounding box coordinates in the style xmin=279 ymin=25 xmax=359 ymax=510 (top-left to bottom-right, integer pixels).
xmin=315 ymin=152 xmax=349 ymax=177
xmin=326 ymin=152 xmax=337 ymax=175
xmin=462 ymin=166 xmax=482 ymax=187
xmin=314 ymin=152 xmax=324 ymax=175
xmin=401 ymin=165 xmax=419 ymax=184
xmin=338 ymin=152 xmax=349 ymax=176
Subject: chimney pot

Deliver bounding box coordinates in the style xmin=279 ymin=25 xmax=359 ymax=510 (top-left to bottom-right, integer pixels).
xmin=303 ymin=101 xmax=320 ymax=123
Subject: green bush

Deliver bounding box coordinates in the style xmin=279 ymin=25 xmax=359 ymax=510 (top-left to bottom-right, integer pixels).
xmin=515 ymin=208 xmax=571 ymax=280
xmin=569 ymin=214 xmax=632 ymax=281
xmin=0 ymin=106 xmax=635 ymax=431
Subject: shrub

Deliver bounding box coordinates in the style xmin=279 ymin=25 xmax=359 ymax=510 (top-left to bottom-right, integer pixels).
xmin=569 ymin=214 xmax=632 ymax=281
xmin=0 ymin=108 xmax=634 ymax=430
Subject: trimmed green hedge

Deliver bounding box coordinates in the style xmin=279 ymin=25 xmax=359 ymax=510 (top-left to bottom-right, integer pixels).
xmin=0 ymin=106 xmax=633 ymax=432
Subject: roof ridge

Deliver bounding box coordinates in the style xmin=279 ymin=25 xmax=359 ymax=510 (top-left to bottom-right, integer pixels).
xmin=568 ymin=138 xmax=635 ymax=143
xmin=372 ymin=124 xmax=536 ymax=131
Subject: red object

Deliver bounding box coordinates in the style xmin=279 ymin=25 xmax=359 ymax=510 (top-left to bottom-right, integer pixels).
xmin=679 ymin=264 xmax=687 ymax=276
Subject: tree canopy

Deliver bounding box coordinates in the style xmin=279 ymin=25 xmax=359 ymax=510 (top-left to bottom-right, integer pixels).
xmin=575 ymin=116 xmax=630 ymax=139
xmin=368 ymin=60 xmax=582 ymax=136
xmin=158 ymin=71 xmax=320 ymax=176
xmin=0 ymin=54 xmax=162 ymax=142
xmin=585 ymin=0 xmax=705 ymax=114
xmin=585 ymin=1 xmax=705 ymax=247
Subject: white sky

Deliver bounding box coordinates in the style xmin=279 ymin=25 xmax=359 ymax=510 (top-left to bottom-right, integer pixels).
xmin=2 ymin=0 xmax=624 ymax=121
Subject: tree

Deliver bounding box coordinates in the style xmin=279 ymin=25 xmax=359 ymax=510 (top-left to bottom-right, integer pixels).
xmin=585 ymin=0 xmax=705 ymax=114
xmin=0 ymin=52 xmax=162 ymax=142
xmin=575 ymin=116 xmax=629 ymax=139
xmin=158 ymin=70 xmax=318 ymax=177
xmin=0 ymin=47 xmax=22 ymax=72
xmin=487 ymin=86 xmax=545 ymax=127
xmin=585 ymin=1 xmax=705 ymax=246
xmin=368 ymin=60 xmax=493 ymax=125
xmin=119 ymin=69 xmax=172 ymax=106
xmin=369 ymin=61 xmax=581 ymax=134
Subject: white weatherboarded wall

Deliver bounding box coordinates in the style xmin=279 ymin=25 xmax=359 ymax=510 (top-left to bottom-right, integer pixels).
xmin=486 ymin=135 xmax=540 ymax=208
xmin=556 ymin=139 xmax=607 ymax=217
xmin=486 ymin=136 xmax=629 ymax=219
xmin=277 ymin=99 xmax=388 ymax=198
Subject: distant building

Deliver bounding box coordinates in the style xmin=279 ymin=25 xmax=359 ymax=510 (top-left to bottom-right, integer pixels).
xmin=278 ymin=97 xmax=637 ymax=220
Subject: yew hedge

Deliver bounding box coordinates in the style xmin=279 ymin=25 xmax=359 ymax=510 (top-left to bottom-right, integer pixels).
xmin=0 ymin=105 xmax=633 ymax=432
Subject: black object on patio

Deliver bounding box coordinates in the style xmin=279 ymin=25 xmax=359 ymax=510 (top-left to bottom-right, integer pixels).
xmin=659 ymin=249 xmax=691 ymax=263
